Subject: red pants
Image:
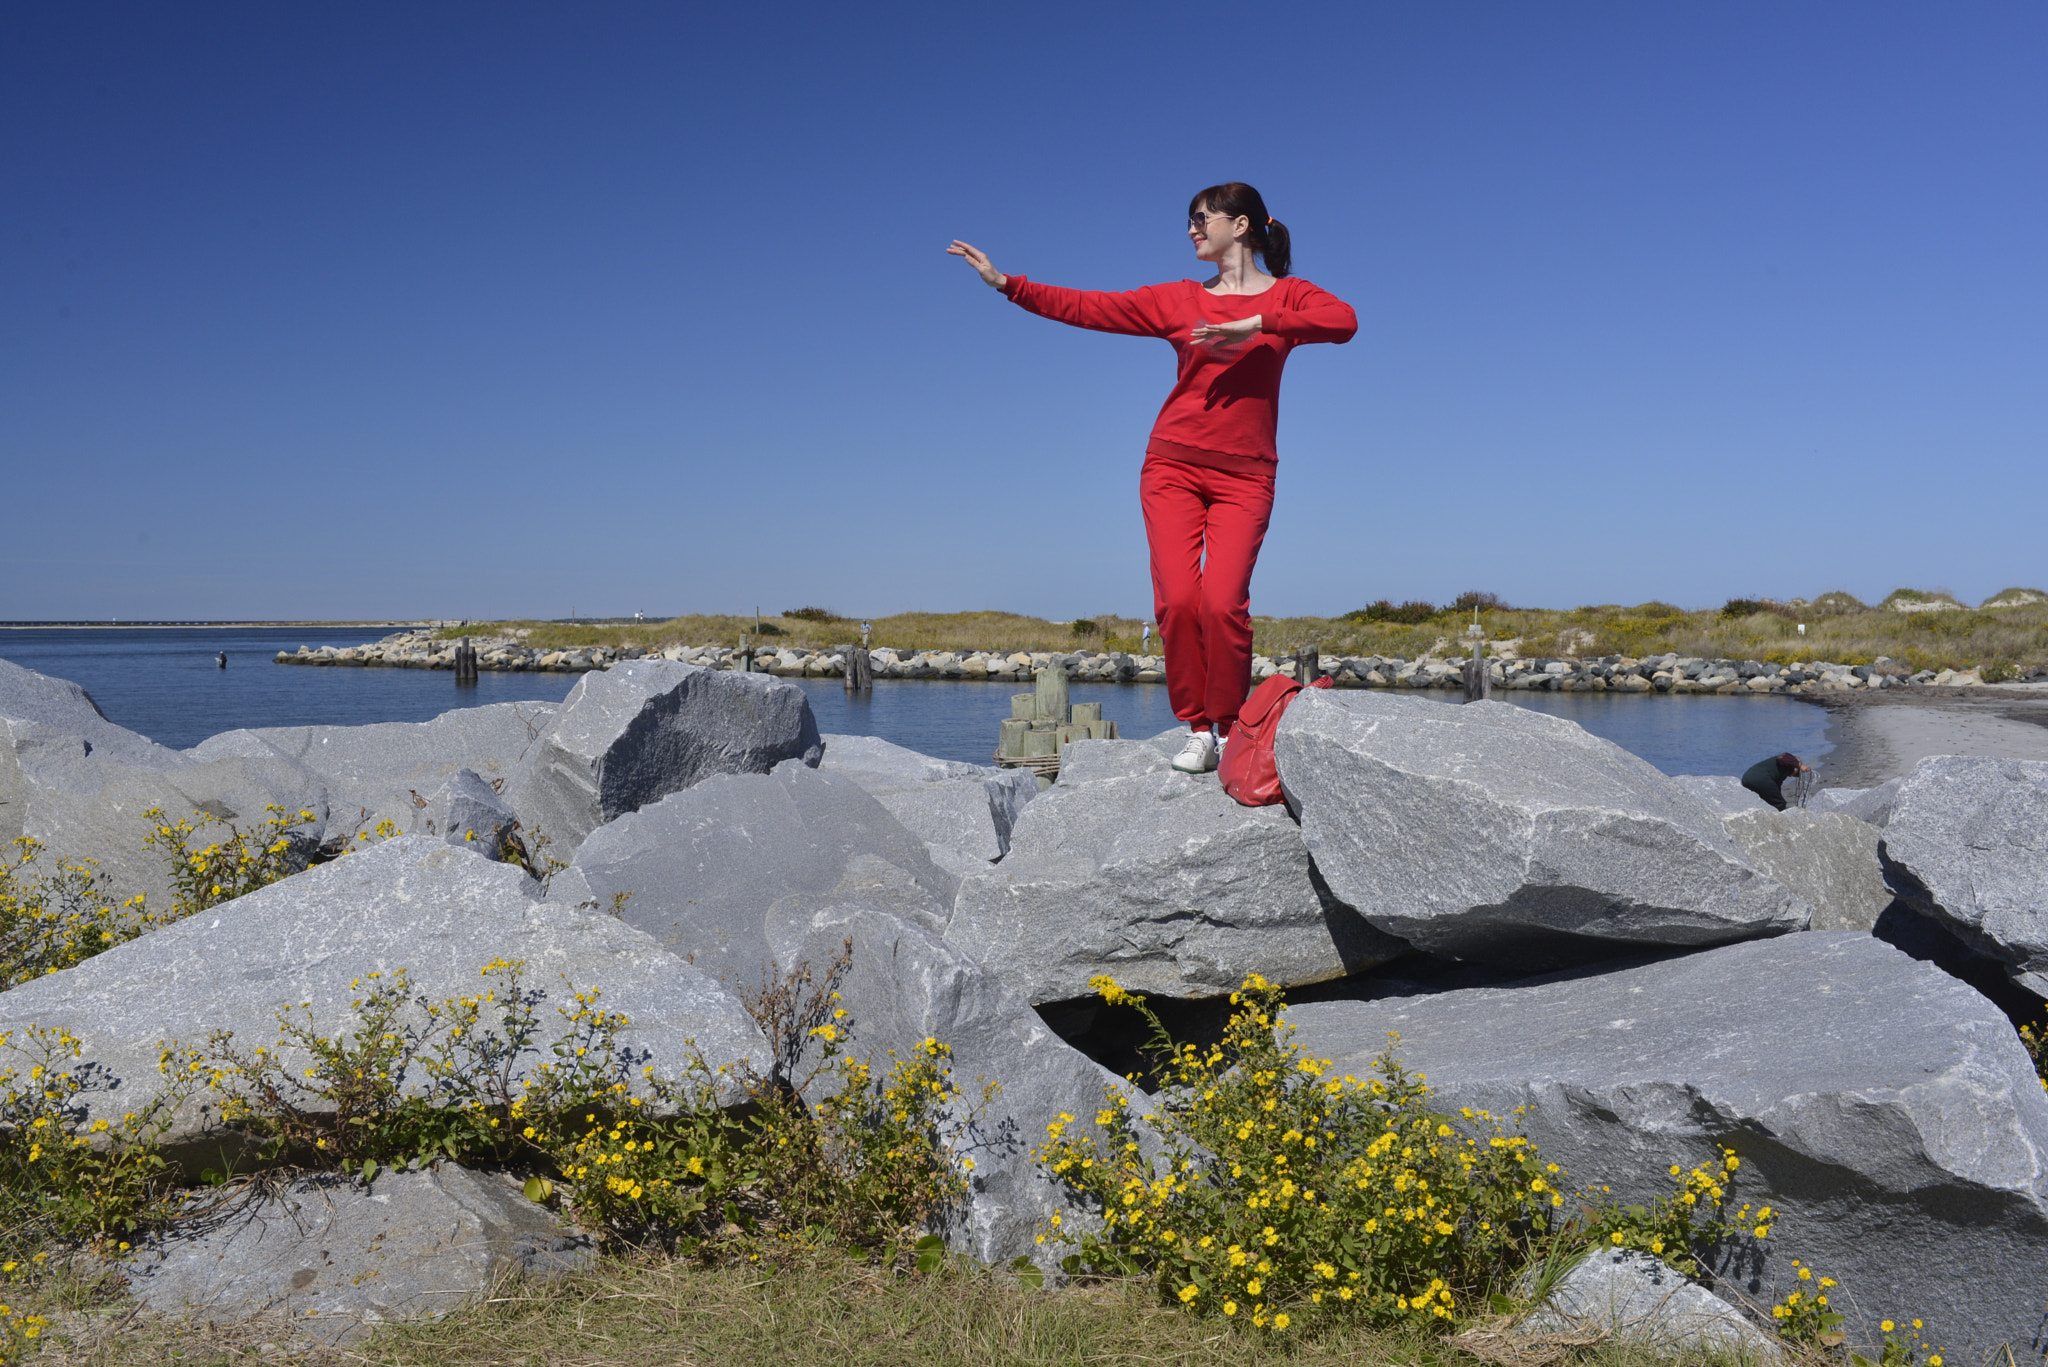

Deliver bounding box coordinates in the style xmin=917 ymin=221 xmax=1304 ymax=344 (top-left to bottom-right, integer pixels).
xmin=1140 ymin=455 xmax=1275 ymax=734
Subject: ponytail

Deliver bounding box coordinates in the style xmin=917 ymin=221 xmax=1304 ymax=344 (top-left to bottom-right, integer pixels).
xmin=1260 ymin=217 xmax=1291 ymax=279
xmin=1189 ymin=181 xmax=1292 ymax=278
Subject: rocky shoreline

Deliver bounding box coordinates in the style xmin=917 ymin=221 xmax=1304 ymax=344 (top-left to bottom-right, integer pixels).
xmin=278 ymin=628 xmax=2025 ymax=694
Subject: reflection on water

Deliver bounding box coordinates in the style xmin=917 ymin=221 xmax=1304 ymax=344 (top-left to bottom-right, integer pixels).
xmin=2 ymin=630 xmax=1827 ymax=780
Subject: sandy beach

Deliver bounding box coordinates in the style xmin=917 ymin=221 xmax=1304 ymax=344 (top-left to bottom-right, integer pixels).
xmin=1803 ymin=686 xmax=2048 ymax=787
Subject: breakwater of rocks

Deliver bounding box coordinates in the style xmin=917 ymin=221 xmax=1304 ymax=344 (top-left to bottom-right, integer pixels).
xmin=275 ymin=629 xmax=2007 ymax=693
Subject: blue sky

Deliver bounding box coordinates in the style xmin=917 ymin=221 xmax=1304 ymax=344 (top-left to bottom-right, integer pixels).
xmin=4 ymin=3 xmax=2043 ymax=623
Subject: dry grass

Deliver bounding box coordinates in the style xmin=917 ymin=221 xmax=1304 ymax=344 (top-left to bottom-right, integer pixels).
xmin=14 ymin=1253 xmax=1776 ymax=1367
xmin=450 ymin=599 xmax=2048 ymax=674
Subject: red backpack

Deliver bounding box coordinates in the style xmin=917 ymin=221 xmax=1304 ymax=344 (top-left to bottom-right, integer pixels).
xmin=1219 ymin=673 xmax=1333 ymax=807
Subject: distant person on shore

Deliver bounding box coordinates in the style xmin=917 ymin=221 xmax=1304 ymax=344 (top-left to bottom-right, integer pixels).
xmin=950 ymin=184 xmax=1356 ymax=773
xmin=1741 ymin=751 xmax=1812 ymax=811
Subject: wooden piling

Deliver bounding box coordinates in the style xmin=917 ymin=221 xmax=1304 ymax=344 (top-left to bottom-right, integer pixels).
xmin=1295 ymin=646 xmax=1320 ymax=685
xmin=844 ymin=646 xmax=873 ymax=692
xmin=1011 ymin=692 xmax=1037 ymax=719
xmin=1033 ymin=666 xmax=1069 ymax=723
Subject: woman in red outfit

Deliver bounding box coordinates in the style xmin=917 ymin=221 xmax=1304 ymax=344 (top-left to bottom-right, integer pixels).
xmin=949 ymin=183 xmax=1356 ymax=773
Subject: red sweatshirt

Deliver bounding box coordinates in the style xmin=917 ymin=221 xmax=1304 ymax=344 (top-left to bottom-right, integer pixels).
xmin=1001 ymin=274 xmax=1356 ymax=470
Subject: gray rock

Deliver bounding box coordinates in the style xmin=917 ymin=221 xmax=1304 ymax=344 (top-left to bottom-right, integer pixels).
xmin=1288 ymin=933 xmax=2048 ymax=1362
xmin=816 ymin=733 xmax=1037 ymax=877
xmin=1878 ymin=756 xmax=2048 ymax=992
xmin=506 ymin=661 xmax=822 ymax=857
xmin=1809 ymin=779 xmax=1903 ymax=827
xmin=191 ymin=700 xmax=561 ymax=842
xmin=1275 ymin=691 xmax=1808 ymax=967
xmin=786 ymin=905 xmax=1122 ymax=1269
xmin=9 ymin=739 xmax=330 ymax=913
xmin=0 ymin=837 xmax=768 ymax=1155
xmin=946 ymin=738 xmax=1406 ymax=1005
xmin=1671 ymin=774 xmax=1772 ymax=816
xmin=1722 ymin=809 xmax=1894 ymax=931
xmin=427 ymin=768 xmax=518 ymax=858
xmin=0 ymin=656 xmax=180 ymax=773
xmin=1525 ymin=1248 xmax=1778 ymax=1358
xmin=566 ymin=765 xmax=958 ymax=991
xmin=125 ymin=1164 xmax=590 ymax=1344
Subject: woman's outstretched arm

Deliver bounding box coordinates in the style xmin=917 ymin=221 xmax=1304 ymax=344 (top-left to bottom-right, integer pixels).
xmin=949 ymin=239 xmax=1177 ymax=339
xmin=1259 ymin=279 xmax=1358 ymax=344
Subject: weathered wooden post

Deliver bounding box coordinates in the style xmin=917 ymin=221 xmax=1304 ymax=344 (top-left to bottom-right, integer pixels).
xmin=455 ymin=637 xmax=478 ymax=685
xmin=1462 ymin=620 xmax=1491 ymax=702
xmin=844 ymin=645 xmax=873 ymax=692
xmin=1033 ymin=665 xmax=1069 ymax=724
xmin=1295 ymin=645 xmax=1320 ymax=685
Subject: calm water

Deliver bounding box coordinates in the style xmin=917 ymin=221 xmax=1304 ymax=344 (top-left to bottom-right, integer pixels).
xmin=0 ymin=629 xmax=1829 ymax=779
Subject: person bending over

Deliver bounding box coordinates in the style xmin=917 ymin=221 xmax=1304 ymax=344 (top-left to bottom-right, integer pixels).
xmin=950 ymin=183 xmax=1356 ymax=773
xmin=1741 ymin=751 xmax=1812 ymax=811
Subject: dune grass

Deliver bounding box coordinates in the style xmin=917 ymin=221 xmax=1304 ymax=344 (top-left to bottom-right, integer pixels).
xmin=448 ymin=595 xmax=2048 ymax=674
xmin=18 ymin=1252 xmax=1768 ymax=1367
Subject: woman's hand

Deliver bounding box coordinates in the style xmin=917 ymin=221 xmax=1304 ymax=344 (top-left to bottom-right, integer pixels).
xmin=1191 ymin=316 xmax=1262 ymax=347
xmin=947 ymin=240 xmax=1007 ymax=290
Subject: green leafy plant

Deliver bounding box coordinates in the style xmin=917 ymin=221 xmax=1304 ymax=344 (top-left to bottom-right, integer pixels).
xmin=0 ymin=1024 xmax=192 ymax=1256
xmin=1035 ymin=974 xmax=1558 ymax=1333
xmin=1580 ymin=1147 xmax=1769 ymax=1276
xmin=192 ymin=955 xmax=975 ymax=1261
xmin=141 ymin=803 xmax=318 ymax=918
xmin=0 ymin=838 xmax=154 ymax=990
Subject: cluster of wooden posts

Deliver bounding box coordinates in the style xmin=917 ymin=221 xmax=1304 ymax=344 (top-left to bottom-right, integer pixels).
xmin=995 ymin=667 xmax=1121 ymax=787
xmin=453 ymin=638 xmax=480 ymax=686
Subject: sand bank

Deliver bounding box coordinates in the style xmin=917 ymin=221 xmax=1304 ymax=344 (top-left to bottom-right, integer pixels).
xmin=1805 ymin=689 xmax=2048 ymax=787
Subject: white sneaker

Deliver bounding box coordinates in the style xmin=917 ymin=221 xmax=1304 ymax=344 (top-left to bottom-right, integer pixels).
xmin=1171 ymin=730 xmax=1219 ymax=774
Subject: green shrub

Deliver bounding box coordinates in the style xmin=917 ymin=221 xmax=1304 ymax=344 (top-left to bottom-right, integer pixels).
xmin=1344 ymin=601 xmax=1441 ymax=627
xmin=140 ymin=804 xmax=318 ymax=919
xmin=191 ymin=955 xmax=973 ymax=1260
xmin=782 ymin=607 xmax=836 ymax=622
xmin=1580 ymin=1148 xmax=1767 ymax=1275
xmin=1035 ymin=975 xmax=1556 ymax=1332
xmin=1071 ymin=618 xmax=1101 ymax=638
xmin=0 ymin=1024 xmax=192 ymax=1256
xmin=1721 ymin=598 xmax=1787 ymax=619
xmin=0 ymin=839 xmax=154 ymax=991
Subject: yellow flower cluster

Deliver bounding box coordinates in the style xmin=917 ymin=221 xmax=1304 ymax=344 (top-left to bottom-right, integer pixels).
xmin=141 ymin=803 xmax=319 ymax=919
xmin=1035 ymin=975 xmax=1556 ymax=1333
xmin=0 ymin=837 xmax=155 ymax=990
xmin=1588 ymin=1147 xmax=1768 ymax=1277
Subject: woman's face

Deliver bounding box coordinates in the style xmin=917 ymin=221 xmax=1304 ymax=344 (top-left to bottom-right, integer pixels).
xmin=1188 ymin=201 xmax=1246 ymax=262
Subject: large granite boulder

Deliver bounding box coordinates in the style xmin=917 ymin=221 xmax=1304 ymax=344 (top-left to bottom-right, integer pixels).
xmin=124 ymin=1164 xmax=589 ymax=1344
xmin=1878 ymin=756 xmax=2048 ymax=996
xmin=0 ymin=838 xmax=769 ymax=1158
xmin=1810 ymin=779 xmax=1903 ymax=827
xmin=1288 ymin=934 xmax=2048 ymax=1362
xmin=507 ymin=661 xmax=822 ymax=857
xmin=1523 ymin=1248 xmax=1779 ymax=1358
xmin=946 ymin=737 xmax=1406 ymax=1005
xmin=783 ymin=904 xmax=1122 ymax=1268
xmin=425 ymin=768 xmax=519 ymax=858
xmin=0 ymin=656 xmax=180 ymax=775
xmin=192 ymin=700 xmax=561 ymax=843
xmin=0 ymin=660 xmax=329 ymax=908
xmin=1275 ymin=691 xmax=1808 ymax=966
xmin=1672 ymin=774 xmax=1772 ymax=816
xmin=563 ymin=765 xmax=958 ymax=991
xmin=816 ymin=733 xmax=1037 ymax=877
xmin=13 ymin=748 xmax=331 ymax=912
xmin=1722 ymin=809 xmax=1894 ymax=932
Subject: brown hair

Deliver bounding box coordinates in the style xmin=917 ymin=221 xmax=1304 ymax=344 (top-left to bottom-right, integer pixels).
xmin=1189 ymin=182 xmax=1290 ymax=278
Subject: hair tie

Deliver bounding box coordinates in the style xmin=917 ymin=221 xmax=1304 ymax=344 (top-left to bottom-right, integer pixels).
xmin=1266 ymin=217 xmax=1274 ymax=226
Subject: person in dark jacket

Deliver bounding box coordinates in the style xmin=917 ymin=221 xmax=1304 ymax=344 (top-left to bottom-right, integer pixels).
xmin=1741 ymin=752 xmax=1811 ymax=811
